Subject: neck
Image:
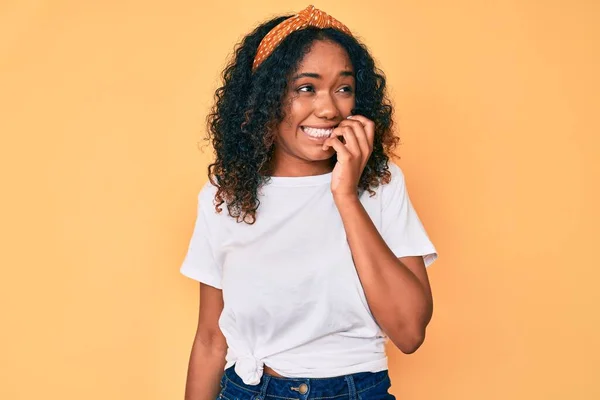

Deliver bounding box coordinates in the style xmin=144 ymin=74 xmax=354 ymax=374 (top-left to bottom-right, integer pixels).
xmin=268 ymin=157 xmax=335 ymax=177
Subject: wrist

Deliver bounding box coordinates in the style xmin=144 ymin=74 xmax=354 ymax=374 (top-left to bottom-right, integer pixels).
xmin=333 ymin=192 xmax=360 ymax=204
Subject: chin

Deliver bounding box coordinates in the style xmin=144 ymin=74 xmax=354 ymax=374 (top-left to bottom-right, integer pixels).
xmin=306 ymin=148 xmax=335 ymax=161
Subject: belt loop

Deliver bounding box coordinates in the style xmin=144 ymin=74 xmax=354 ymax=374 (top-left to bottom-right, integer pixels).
xmin=345 ymin=375 xmax=357 ymax=400
xmin=255 ymin=374 xmax=271 ymax=400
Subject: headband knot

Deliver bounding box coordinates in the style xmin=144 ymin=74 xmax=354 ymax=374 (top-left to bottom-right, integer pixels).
xmin=252 ymin=5 xmax=352 ymax=72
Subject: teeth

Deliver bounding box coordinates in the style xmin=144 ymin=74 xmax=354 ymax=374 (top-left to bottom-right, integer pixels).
xmin=302 ymin=126 xmax=333 ymax=137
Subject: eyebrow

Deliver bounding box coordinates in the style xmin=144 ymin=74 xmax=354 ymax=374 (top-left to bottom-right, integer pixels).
xmin=291 ymin=71 xmax=355 ymax=81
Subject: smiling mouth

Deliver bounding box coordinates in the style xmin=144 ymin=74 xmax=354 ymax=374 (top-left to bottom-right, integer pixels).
xmin=301 ymin=126 xmax=336 ymax=138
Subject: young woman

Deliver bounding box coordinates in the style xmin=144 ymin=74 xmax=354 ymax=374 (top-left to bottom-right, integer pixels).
xmin=180 ymin=5 xmax=438 ymax=399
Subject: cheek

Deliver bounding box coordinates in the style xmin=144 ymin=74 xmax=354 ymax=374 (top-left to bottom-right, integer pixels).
xmin=276 ymin=106 xmax=296 ymax=131
xmin=344 ymin=97 xmax=356 ymax=113
xmin=288 ymin=98 xmax=312 ymax=120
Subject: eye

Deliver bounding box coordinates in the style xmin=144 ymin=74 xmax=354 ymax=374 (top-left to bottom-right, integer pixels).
xmin=339 ymin=86 xmax=354 ymax=93
xmin=296 ymin=85 xmax=314 ymax=93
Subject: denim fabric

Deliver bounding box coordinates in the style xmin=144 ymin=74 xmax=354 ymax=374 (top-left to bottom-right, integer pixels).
xmin=217 ymin=365 xmax=396 ymax=400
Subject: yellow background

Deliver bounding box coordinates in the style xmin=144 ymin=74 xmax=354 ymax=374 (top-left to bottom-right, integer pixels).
xmin=1 ymin=0 xmax=598 ymax=399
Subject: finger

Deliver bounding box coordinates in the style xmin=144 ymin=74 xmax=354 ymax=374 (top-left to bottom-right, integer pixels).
xmin=322 ymin=129 xmax=347 ymax=154
xmin=338 ymin=126 xmax=361 ymax=158
xmin=324 ymin=134 xmax=352 ymax=161
xmin=340 ymin=119 xmax=369 ymax=158
xmin=323 ymin=125 xmax=362 ymax=155
xmin=322 ymin=128 xmax=343 ymax=151
xmin=347 ymin=115 xmax=374 ymax=151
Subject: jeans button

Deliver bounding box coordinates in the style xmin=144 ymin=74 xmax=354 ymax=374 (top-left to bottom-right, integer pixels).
xmin=298 ymin=383 xmax=308 ymax=394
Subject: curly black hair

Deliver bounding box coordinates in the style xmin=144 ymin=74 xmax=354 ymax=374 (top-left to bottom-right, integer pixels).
xmin=205 ymin=14 xmax=400 ymax=224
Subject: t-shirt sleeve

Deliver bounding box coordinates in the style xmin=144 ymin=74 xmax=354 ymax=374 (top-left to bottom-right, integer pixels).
xmin=179 ymin=183 xmax=223 ymax=288
xmin=381 ymin=162 xmax=438 ymax=268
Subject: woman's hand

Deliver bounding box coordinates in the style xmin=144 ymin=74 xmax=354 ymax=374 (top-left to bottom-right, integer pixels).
xmin=322 ymin=115 xmax=375 ymax=200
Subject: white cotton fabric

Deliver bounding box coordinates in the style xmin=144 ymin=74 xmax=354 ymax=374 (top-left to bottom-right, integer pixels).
xmin=180 ymin=161 xmax=438 ymax=385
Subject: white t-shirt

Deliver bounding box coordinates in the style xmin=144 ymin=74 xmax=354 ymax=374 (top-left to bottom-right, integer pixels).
xmin=180 ymin=161 xmax=438 ymax=385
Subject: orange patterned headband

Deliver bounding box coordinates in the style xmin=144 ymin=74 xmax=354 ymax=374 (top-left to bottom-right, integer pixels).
xmin=252 ymin=5 xmax=353 ymax=72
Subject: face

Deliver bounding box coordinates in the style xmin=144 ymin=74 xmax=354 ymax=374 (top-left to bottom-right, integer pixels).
xmin=270 ymin=40 xmax=356 ymax=176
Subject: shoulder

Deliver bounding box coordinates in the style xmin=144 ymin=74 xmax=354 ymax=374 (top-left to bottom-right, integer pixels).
xmin=198 ymin=178 xmax=218 ymax=203
xmin=379 ymin=160 xmax=407 ymax=195
xmin=196 ymin=179 xmax=220 ymax=219
xmin=386 ymin=160 xmax=405 ymax=182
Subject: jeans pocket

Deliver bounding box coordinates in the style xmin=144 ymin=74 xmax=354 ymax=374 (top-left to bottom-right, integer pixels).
xmin=218 ymin=379 xmax=256 ymax=400
xmin=357 ymin=375 xmax=396 ymax=400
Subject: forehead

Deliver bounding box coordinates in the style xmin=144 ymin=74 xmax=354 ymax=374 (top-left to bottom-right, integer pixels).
xmin=296 ymin=40 xmax=353 ymax=72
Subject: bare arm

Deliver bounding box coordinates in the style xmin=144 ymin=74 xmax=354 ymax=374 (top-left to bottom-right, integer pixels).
xmin=334 ymin=195 xmax=434 ymax=354
xmin=184 ymin=283 xmax=228 ymax=400
xmin=323 ymin=115 xmax=433 ymax=353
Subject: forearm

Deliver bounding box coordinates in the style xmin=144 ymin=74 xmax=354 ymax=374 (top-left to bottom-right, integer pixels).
xmin=334 ymin=194 xmax=432 ymax=352
xmin=184 ymin=338 xmax=227 ymax=400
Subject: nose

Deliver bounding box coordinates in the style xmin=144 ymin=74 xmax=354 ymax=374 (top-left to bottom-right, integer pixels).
xmin=314 ymin=91 xmax=341 ymax=120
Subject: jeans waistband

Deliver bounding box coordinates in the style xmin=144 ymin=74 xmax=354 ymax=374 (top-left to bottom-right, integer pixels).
xmin=222 ymin=365 xmax=390 ymax=399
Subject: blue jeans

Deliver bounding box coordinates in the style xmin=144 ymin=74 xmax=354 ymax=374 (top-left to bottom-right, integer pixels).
xmin=217 ymin=365 xmax=396 ymax=400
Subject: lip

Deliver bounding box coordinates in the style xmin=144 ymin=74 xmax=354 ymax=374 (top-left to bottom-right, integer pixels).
xmin=301 ymin=124 xmax=339 ymax=129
